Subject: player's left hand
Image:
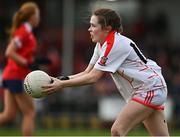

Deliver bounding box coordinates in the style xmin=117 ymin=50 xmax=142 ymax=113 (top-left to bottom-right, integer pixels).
xmin=41 ymin=77 xmax=63 ymax=95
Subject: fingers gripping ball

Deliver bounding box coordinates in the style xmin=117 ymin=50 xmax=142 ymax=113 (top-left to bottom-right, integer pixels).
xmin=24 ymin=70 xmax=51 ymax=98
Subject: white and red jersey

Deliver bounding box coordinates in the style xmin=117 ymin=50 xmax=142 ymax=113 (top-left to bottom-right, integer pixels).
xmin=90 ymin=31 xmax=167 ymax=102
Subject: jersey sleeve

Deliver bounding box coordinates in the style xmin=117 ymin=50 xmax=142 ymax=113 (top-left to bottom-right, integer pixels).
xmin=94 ymin=42 xmax=132 ymax=73
xmin=89 ymin=44 xmax=99 ymax=65
xmin=13 ymin=27 xmax=28 ymax=48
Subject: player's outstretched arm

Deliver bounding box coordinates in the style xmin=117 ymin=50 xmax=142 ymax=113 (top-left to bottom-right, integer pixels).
xmin=56 ymin=64 xmax=94 ymax=81
xmin=68 ymin=64 xmax=94 ymax=79
xmin=42 ymin=68 xmax=103 ymax=95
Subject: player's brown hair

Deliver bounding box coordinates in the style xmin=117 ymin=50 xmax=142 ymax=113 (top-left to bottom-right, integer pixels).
xmin=93 ymin=8 xmax=123 ymax=33
xmin=9 ymin=2 xmax=38 ymax=38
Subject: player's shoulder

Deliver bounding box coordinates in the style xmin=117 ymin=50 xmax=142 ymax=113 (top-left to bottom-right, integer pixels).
xmin=114 ymin=33 xmax=134 ymax=50
xmin=15 ymin=23 xmax=31 ymax=36
xmin=115 ymin=33 xmax=134 ymax=45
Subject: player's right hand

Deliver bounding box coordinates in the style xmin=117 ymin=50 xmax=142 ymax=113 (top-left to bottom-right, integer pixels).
xmin=41 ymin=77 xmax=63 ymax=95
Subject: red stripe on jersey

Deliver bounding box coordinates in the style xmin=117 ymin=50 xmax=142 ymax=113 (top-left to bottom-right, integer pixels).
xmin=144 ymin=90 xmax=155 ymax=104
xmin=149 ymin=90 xmax=154 ymax=103
xmin=139 ymin=66 xmax=148 ymax=71
xmin=145 ymin=91 xmax=152 ymax=104
xmin=144 ymin=91 xmax=150 ymax=103
xmin=103 ymin=31 xmax=115 ymax=57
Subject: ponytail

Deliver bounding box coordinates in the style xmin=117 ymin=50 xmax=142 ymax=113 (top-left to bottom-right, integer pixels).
xmin=8 ymin=2 xmax=38 ymax=39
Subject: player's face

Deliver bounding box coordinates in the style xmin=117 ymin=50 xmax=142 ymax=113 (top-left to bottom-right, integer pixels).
xmin=30 ymin=9 xmax=40 ymax=28
xmin=88 ymin=15 xmax=108 ymax=44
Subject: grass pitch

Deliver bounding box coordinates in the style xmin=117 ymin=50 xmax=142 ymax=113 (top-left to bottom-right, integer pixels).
xmin=0 ymin=127 xmax=179 ymax=136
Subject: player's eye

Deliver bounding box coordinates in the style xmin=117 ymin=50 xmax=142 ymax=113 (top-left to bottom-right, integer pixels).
xmin=90 ymin=23 xmax=96 ymax=28
xmin=92 ymin=24 xmax=97 ymax=27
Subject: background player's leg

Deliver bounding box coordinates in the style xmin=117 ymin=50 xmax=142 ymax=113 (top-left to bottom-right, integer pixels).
xmin=143 ymin=110 xmax=169 ymax=136
xmin=15 ymin=92 xmax=36 ymax=136
xmin=0 ymin=89 xmax=18 ymax=124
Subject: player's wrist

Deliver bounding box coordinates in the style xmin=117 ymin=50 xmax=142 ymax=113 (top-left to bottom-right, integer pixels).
xmin=57 ymin=76 xmax=70 ymax=80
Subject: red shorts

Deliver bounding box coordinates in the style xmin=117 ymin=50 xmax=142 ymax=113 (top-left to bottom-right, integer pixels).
xmin=131 ymin=88 xmax=167 ymax=110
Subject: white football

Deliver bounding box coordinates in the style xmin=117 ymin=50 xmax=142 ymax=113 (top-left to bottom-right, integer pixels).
xmin=24 ymin=70 xmax=52 ymax=98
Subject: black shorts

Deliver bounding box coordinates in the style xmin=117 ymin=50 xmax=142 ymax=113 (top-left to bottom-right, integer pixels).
xmin=2 ymin=80 xmax=24 ymax=93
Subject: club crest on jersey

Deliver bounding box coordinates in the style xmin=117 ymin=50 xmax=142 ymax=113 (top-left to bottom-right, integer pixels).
xmin=98 ymin=56 xmax=108 ymax=66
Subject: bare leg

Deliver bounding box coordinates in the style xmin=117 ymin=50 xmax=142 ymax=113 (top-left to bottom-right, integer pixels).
xmin=111 ymin=100 xmax=154 ymax=136
xmin=0 ymin=89 xmax=17 ymax=124
xmin=15 ymin=92 xmax=36 ymax=136
xmin=143 ymin=110 xmax=169 ymax=136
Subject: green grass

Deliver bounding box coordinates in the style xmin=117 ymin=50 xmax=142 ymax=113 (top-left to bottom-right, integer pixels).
xmin=0 ymin=127 xmax=179 ymax=136
xmin=0 ymin=128 xmax=109 ymax=136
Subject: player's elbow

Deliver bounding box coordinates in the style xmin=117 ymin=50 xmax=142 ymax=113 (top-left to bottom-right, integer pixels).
xmin=89 ymin=73 xmax=101 ymax=84
xmin=5 ymin=47 xmax=14 ymax=58
xmin=90 ymin=76 xmax=98 ymax=83
xmin=88 ymin=69 xmax=103 ymax=84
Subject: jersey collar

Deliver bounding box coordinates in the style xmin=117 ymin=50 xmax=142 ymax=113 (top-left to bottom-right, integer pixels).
xmin=100 ymin=31 xmax=116 ymax=47
xmin=24 ymin=22 xmax=32 ymax=32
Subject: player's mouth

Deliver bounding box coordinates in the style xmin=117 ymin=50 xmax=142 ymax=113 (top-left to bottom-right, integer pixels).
xmin=90 ymin=34 xmax=93 ymax=39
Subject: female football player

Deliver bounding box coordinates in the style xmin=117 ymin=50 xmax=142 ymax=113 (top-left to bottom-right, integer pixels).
xmin=1 ymin=2 xmax=40 ymax=136
xmin=42 ymin=8 xmax=169 ymax=136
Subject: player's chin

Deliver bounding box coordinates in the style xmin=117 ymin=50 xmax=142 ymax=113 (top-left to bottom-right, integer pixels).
xmin=91 ymin=38 xmax=97 ymax=43
xmin=33 ymin=22 xmax=40 ymax=28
